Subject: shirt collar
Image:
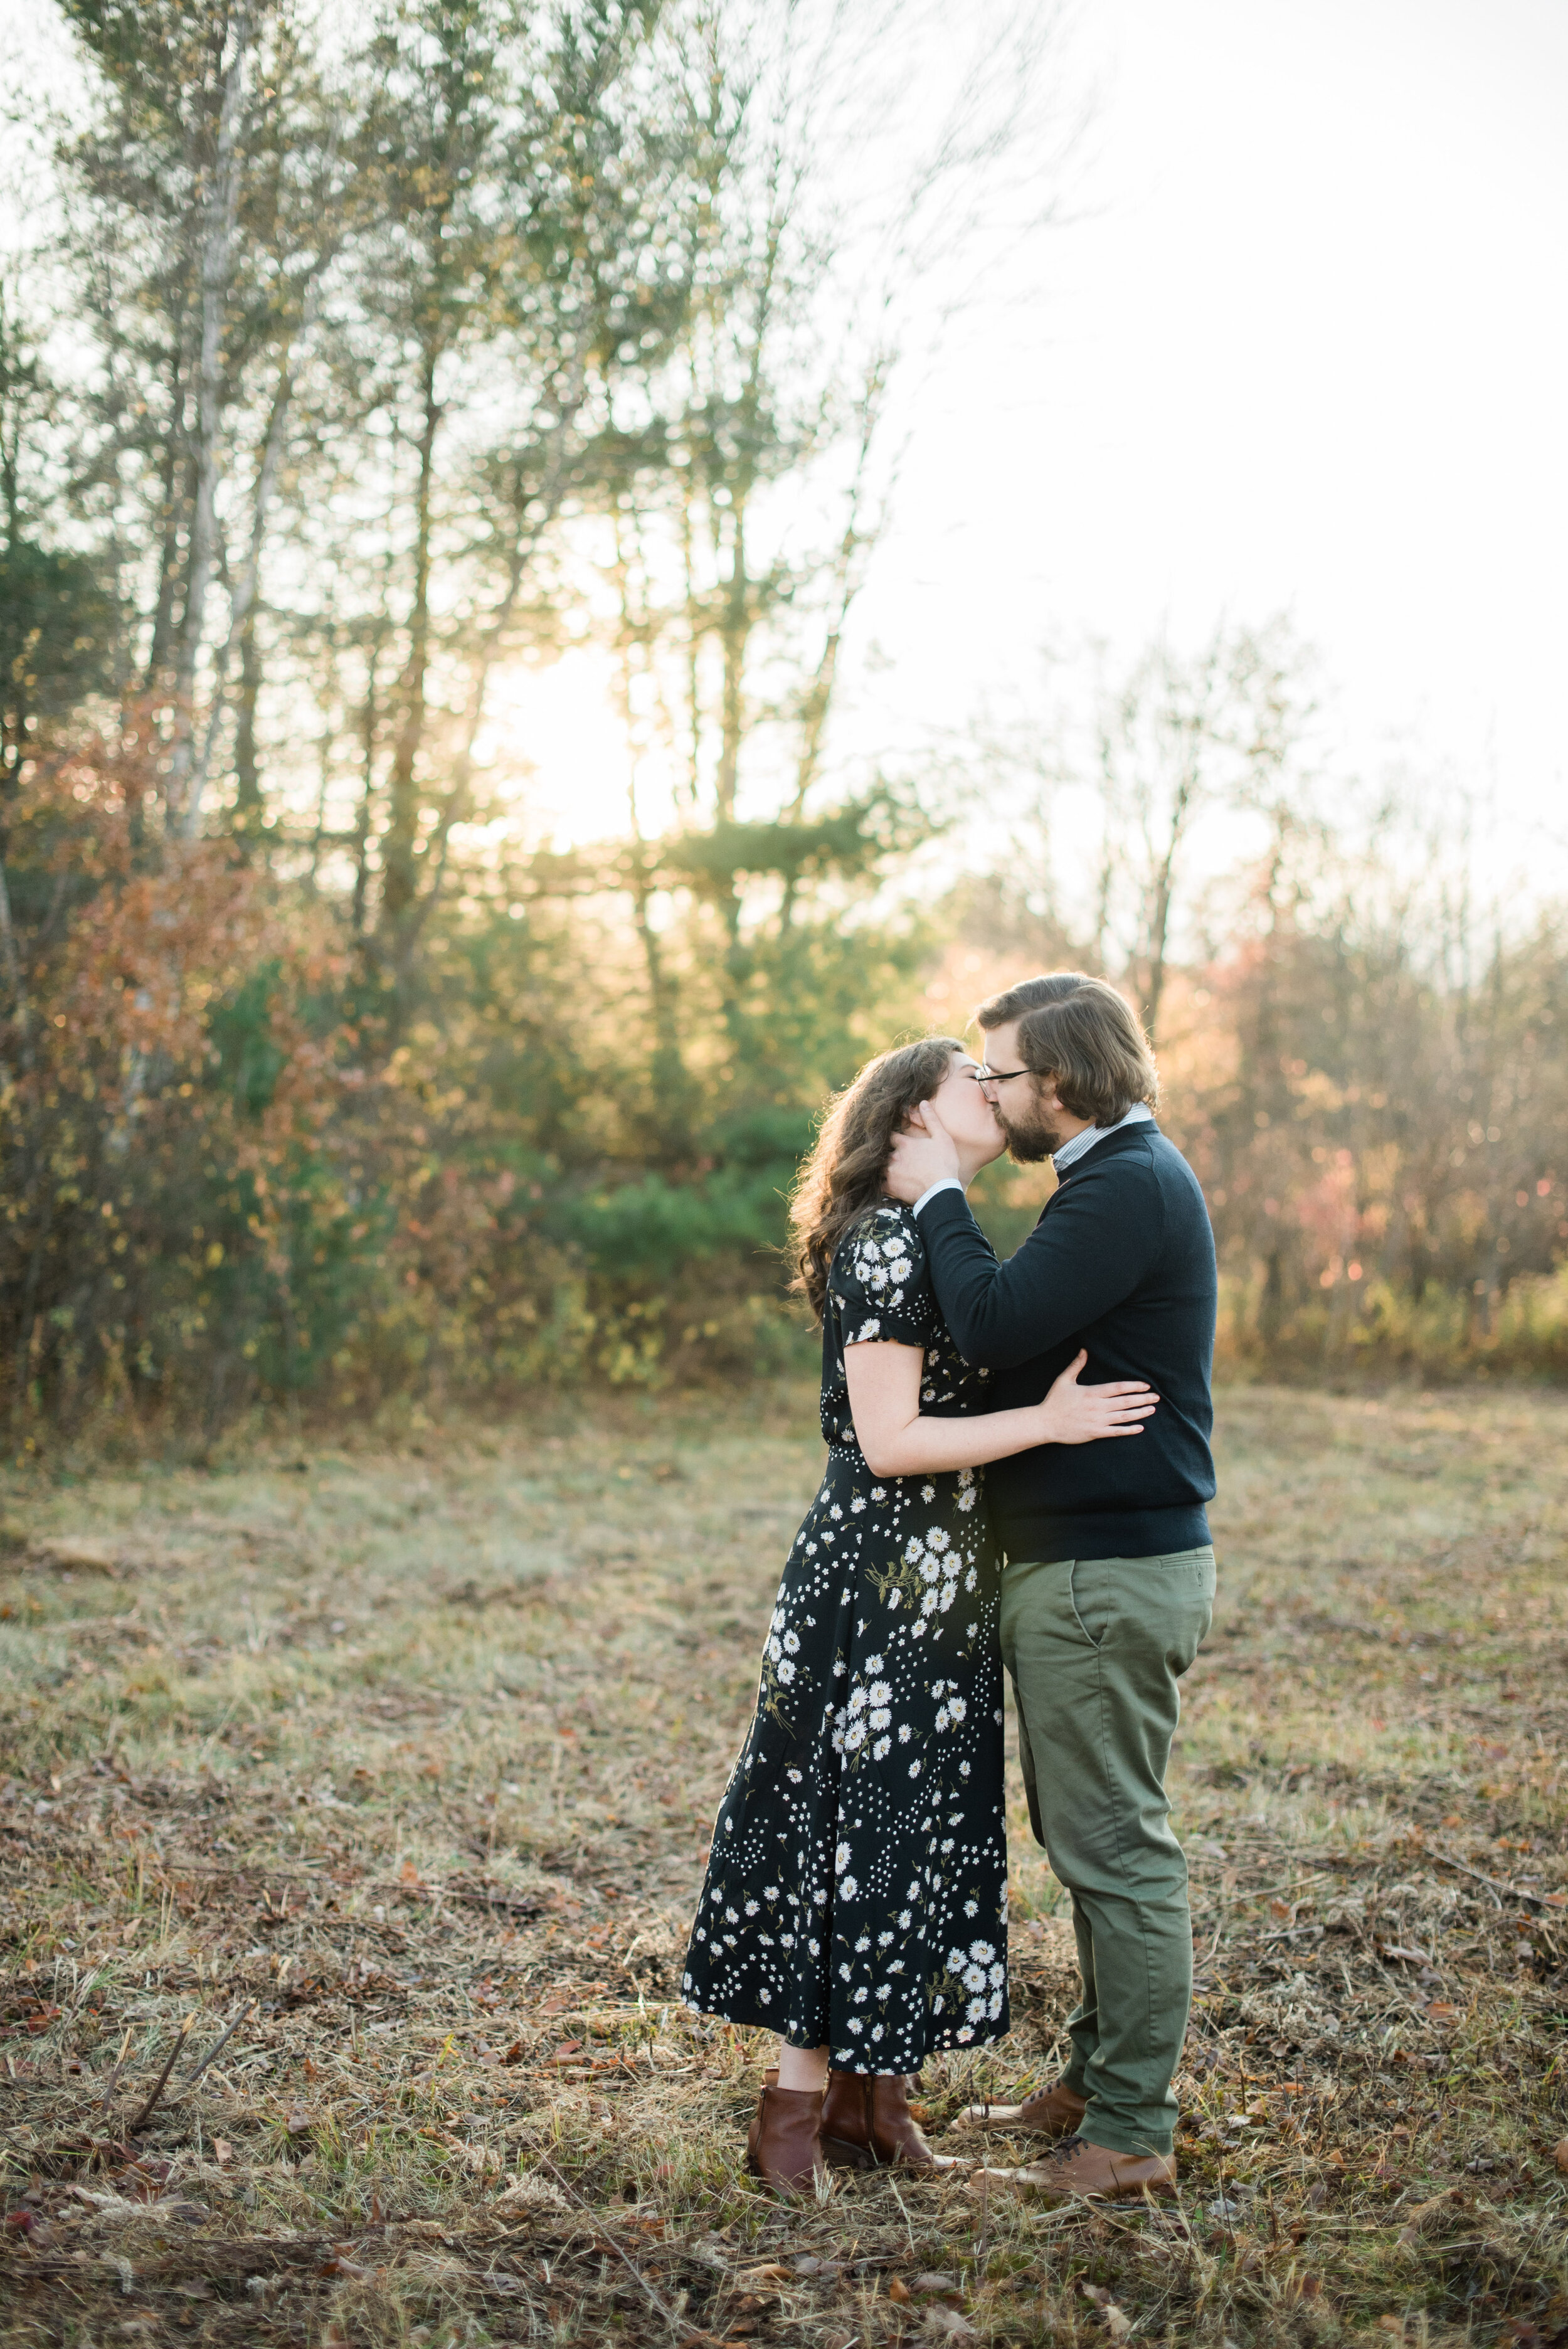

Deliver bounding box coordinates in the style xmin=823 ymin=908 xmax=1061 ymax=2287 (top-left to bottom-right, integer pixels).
xmin=1051 ymin=1100 xmax=1154 ymax=1177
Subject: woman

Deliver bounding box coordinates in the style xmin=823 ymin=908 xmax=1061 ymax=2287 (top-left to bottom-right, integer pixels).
xmin=680 ymin=1037 xmax=1157 ymax=2193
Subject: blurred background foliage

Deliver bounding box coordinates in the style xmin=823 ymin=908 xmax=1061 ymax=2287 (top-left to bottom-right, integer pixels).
xmin=1 ymin=0 xmax=1565 ymax=1453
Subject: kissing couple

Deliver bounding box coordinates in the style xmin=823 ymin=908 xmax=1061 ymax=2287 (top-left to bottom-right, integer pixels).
xmin=681 ymin=972 xmax=1219 ymax=2203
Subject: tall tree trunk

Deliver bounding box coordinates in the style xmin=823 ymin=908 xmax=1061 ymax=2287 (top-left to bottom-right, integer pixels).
xmin=1141 ymin=806 xmax=1184 ymax=1042
xmin=628 ymin=837 xmax=687 ymax=1145
xmin=143 ymin=334 xmax=193 ymax=694
xmin=304 ymin=696 xmax=334 ymax=889
xmin=388 ymin=387 xmax=590 ymax=989
xmin=785 ymin=364 xmax=883 ymax=825
xmin=679 ymin=490 xmax=701 ymax=810
xmin=231 ymin=607 xmax=263 ymax=822
xmin=380 ymin=349 xmax=440 ymax=935
xmin=351 ymin=628 xmax=383 ymax=944
xmin=1140 ymin=744 xmax=1200 ymax=1044
xmin=169 ymin=3 xmax=251 ymax=837
xmin=0 ymin=856 xmax=31 ymax=1071
xmin=609 ymin=525 xmax=687 ymax=1128
xmin=778 ymin=373 xmax=884 ymax=926
xmin=714 ymin=498 xmax=747 ymax=822
xmin=0 ymin=342 xmax=23 ymax=787
xmin=712 ymin=499 xmax=751 ymax=1034
xmin=196 ymin=263 xmax=327 ymax=828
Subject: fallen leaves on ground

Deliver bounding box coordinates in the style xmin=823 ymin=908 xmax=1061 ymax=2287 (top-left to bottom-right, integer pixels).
xmin=1 ymin=1385 xmax=1565 ymax=2345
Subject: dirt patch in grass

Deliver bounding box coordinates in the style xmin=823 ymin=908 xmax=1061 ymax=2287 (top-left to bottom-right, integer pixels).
xmin=1 ymin=1382 xmax=1565 ymax=2346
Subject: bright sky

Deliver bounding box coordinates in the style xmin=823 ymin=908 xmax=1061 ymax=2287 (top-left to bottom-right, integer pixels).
xmin=842 ymin=0 xmax=1568 ymax=899
xmin=497 ymin=0 xmax=1568 ymax=904
xmin=6 ymin=0 xmax=1565 ymax=903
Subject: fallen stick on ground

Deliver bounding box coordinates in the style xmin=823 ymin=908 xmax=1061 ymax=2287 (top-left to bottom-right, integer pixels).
xmin=1427 ymin=1847 xmax=1545 ymax=1911
xmin=180 ymin=2000 xmax=257 ymax=2094
xmin=127 ymin=2010 xmax=198 ymax=2133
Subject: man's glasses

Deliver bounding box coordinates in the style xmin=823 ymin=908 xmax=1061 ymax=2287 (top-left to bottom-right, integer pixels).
xmin=975 ymin=1064 xmax=1032 ymax=1085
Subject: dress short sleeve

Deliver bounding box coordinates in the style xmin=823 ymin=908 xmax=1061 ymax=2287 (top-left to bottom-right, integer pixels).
xmin=827 ymin=1204 xmax=930 ymax=1350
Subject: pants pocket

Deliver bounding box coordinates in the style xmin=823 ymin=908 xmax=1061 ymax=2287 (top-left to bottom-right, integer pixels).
xmin=1067 ymin=1551 xmax=1215 ymax=1667
xmin=1165 ymin=1552 xmax=1216 ymax=1674
xmin=1067 ymin=1559 xmax=1108 ymax=1650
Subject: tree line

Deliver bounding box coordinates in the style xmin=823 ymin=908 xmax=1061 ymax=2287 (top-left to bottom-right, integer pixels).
xmin=0 ymin=0 xmax=1562 ymax=1448
xmin=948 ymin=622 xmax=1567 ymax=1379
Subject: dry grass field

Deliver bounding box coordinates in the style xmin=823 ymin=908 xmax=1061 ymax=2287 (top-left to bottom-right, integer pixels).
xmin=1 ymin=1382 xmax=1566 ymax=2348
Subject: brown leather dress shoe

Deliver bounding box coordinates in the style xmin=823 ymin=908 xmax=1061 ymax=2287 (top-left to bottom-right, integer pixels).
xmin=745 ymin=2082 xmax=829 ymax=2196
xmin=820 ymin=2071 xmax=963 ymax=2171
xmin=959 ymin=2078 xmax=1088 ymax=2136
xmin=978 ymin=2134 xmax=1176 ymax=2203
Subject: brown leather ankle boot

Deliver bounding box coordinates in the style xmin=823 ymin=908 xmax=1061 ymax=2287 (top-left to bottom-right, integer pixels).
xmin=745 ymin=2081 xmax=828 ymax=2196
xmin=821 ymin=2071 xmax=943 ymax=2170
xmin=978 ymin=2134 xmax=1177 ymax=2204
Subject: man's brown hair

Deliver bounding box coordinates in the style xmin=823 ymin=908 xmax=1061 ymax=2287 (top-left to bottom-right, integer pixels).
xmin=975 ymin=972 xmax=1158 ymax=1128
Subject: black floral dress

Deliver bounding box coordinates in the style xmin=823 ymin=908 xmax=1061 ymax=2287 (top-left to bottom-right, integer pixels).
xmin=681 ymin=1203 xmax=1010 ymax=2073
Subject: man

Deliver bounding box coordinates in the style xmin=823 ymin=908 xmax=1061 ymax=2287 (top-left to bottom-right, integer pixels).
xmin=884 ymin=972 xmax=1217 ymax=2205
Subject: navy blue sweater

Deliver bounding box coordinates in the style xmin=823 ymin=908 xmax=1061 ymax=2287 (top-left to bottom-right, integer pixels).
xmin=917 ymin=1121 xmax=1217 ymax=1563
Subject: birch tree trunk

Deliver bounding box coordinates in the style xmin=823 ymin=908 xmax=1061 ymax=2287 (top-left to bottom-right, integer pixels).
xmin=142 ymin=333 xmax=193 ymax=694
xmin=379 ymin=349 xmax=440 ymax=935
xmin=191 ymin=262 xmax=329 ymax=820
xmin=170 ymin=3 xmax=251 ymax=839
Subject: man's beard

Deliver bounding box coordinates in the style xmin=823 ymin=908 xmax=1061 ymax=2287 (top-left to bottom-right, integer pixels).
xmin=995 ymin=1084 xmax=1069 ymax=1164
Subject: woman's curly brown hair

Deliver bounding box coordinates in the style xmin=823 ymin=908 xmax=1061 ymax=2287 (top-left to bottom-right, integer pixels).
xmin=788 ymin=1036 xmax=963 ymax=1322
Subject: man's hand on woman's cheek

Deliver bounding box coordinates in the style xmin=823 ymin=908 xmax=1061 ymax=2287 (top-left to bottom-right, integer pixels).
xmin=885 ymin=1109 xmax=962 ymax=1203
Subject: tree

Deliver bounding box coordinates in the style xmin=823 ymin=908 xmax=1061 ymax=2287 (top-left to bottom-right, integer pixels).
xmin=351 ymin=0 xmax=698 ymax=1001
xmin=583 ymin=0 xmax=1070 ymax=1071
xmin=0 ymin=294 xmax=120 ymax=791
xmin=56 ymin=0 xmax=354 ymax=834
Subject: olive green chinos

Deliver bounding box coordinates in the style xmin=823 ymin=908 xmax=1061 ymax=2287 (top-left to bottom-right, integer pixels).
xmin=1000 ymin=1547 xmax=1216 ymax=2159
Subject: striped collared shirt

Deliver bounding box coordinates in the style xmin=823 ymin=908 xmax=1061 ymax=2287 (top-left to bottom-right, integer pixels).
xmin=1051 ymin=1100 xmax=1154 ymax=1177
